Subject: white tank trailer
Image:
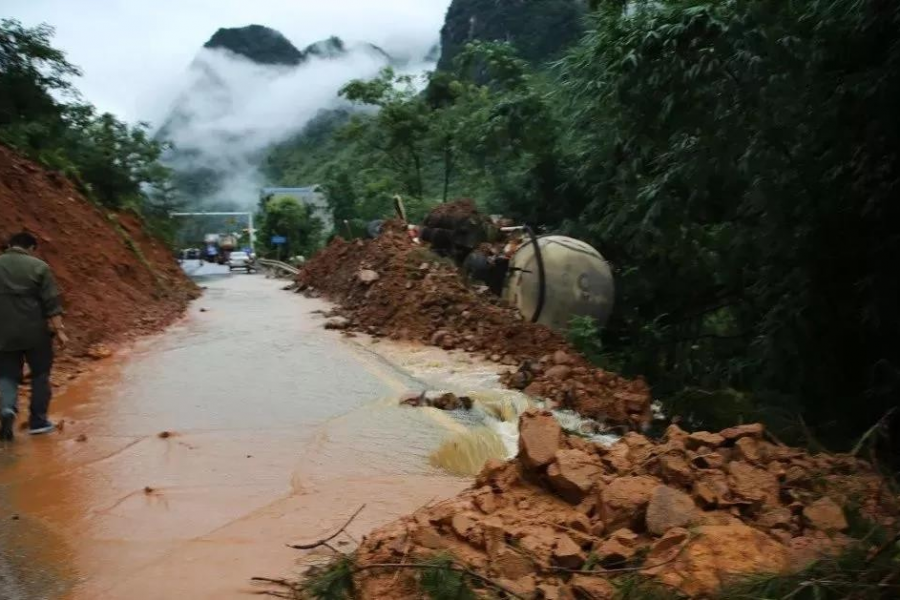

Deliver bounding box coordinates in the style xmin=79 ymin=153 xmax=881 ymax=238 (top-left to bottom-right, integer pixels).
xmin=502 ymin=235 xmax=615 ymax=332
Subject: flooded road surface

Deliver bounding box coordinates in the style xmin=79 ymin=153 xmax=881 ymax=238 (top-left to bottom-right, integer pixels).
xmin=0 ymin=266 xmax=472 ymax=599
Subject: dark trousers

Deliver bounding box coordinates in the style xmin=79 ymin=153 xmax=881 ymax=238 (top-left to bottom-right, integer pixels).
xmin=0 ymin=337 xmax=54 ymax=426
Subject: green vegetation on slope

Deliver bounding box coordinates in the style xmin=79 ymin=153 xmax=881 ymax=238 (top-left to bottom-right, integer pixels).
xmin=0 ymin=19 xmax=179 ymax=240
xmin=262 ymin=0 xmax=900 ymax=460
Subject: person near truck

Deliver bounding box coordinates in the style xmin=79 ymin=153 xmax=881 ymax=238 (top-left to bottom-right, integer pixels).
xmin=0 ymin=232 xmax=69 ymax=441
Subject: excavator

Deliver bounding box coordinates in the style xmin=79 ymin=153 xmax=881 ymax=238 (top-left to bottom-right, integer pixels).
xmin=396 ymin=197 xmax=616 ymax=333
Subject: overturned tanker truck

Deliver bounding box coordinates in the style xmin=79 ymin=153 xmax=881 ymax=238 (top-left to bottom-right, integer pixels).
xmin=416 ymin=200 xmax=615 ymax=333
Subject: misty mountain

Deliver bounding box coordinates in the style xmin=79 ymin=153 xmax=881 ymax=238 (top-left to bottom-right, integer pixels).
xmin=204 ymin=24 xmax=305 ymax=66
xmin=158 ymin=24 xmax=432 ymax=209
xmin=437 ymin=0 xmax=587 ymax=70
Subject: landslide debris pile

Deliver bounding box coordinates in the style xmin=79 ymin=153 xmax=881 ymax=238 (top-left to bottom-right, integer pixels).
xmin=296 ymin=219 xmax=649 ymax=426
xmin=354 ymin=411 xmax=897 ymax=599
xmin=0 ymin=145 xmax=197 ymax=379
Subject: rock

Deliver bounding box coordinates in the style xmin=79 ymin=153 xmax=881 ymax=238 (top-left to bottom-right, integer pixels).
xmin=474 ymin=490 xmax=497 ymax=515
xmin=691 ymin=451 xmax=726 ymax=470
xmin=570 ymin=575 xmax=615 ymax=599
xmin=757 ymin=507 xmax=793 ymax=530
xmin=646 ymin=485 xmax=698 ymax=535
xmin=451 ymin=513 xmax=477 ymax=539
xmin=547 ymin=449 xmax=604 ymax=503
xmin=536 ymin=583 xmax=575 ymax=600
xmin=787 ymin=532 xmax=852 ymax=569
xmin=693 ymin=470 xmax=731 ymax=508
xmin=495 ymin=575 xmax=537 ymax=598
xmin=734 ymin=437 xmax=763 ymax=463
xmin=523 ymin=382 xmax=545 ymax=397
xmin=728 ymin=461 xmax=780 ymax=506
xmin=659 ymin=454 xmax=694 ymax=488
xmin=646 ymin=524 xmax=789 ymax=596
xmin=75 ymin=433 xmax=88 ymax=442
xmin=491 ymin=547 xmax=533 ymax=580
xmin=86 ymin=344 xmax=113 ymax=360
xmin=601 ymin=443 xmax=632 ymax=474
xmin=357 ymin=269 xmax=379 ymax=284
xmin=784 ymin=465 xmax=811 ymax=488
xmin=324 ymin=317 xmax=349 ymax=330
xmin=719 ymin=423 xmax=765 ymax=442
xmin=594 ymin=536 xmax=635 ymax=566
xmin=411 ymin=526 xmax=445 ymax=550
xmin=552 ymin=534 xmax=585 ymax=569
xmin=429 ymin=392 xmax=468 ymax=411
xmin=430 ymin=330 xmax=450 ymax=346
xmin=803 ymin=497 xmax=848 ymax=532
xmin=553 ymin=350 xmax=575 ymax=365
xmin=647 ymin=527 xmax=691 ymax=560
xmin=664 ymin=424 xmax=690 ymax=443
xmin=686 ymin=431 xmax=725 ymax=450
xmin=598 ymin=476 xmax=659 ymax=531
xmin=545 ymin=365 xmax=572 ymax=380
xmin=518 ymin=409 xmax=561 ymax=469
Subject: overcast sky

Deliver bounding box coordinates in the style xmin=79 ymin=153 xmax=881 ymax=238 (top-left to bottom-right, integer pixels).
xmin=5 ymin=0 xmax=451 ymax=124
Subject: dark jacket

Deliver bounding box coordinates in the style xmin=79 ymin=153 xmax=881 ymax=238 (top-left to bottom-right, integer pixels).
xmin=0 ymin=248 xmax=63 ymax=351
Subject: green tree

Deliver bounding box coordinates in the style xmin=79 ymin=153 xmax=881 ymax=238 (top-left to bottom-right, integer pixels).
xmin=257 ymin=196 xmax=323 ymax=259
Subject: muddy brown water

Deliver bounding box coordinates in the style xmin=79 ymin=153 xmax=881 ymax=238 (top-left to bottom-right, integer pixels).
xmin=0 ymin=267 xmax=486 ymax=599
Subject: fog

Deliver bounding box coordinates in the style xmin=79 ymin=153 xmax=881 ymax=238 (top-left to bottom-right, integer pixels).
xmin=5 ymin=0 xmax=451 ymax=123
xmin=166 ymin=44 xmax=435 ymax=209
xmin=5 ymin=1 xmax=451 ymax=211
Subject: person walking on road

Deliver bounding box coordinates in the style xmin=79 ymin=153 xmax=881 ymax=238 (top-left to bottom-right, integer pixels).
xmin=0 ymin=232 xmax=68 ymax=442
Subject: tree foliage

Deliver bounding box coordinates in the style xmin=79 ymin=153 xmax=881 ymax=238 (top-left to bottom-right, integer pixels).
xmin=264 ymin=0 xmax=900 ymax=453
xmin=257 ymin=196 xmax=323 ymax=259
xmin=0 ymin=19 xmax=172 ymax=215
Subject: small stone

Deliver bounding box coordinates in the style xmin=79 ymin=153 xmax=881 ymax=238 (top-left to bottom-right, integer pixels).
xmin=451 ymin=513 xmax=477 ymax=538
xmin=757 ymin=507 xmax=793 ymax=530
xmin=593 ymin=537 xmax=634 ymax=566
xmin=659 ymin=454 xmax=694 ymax=487
xmin=803 ymin=497 xmax=848 ymax=532
xmin=552 ymin=350 xmax=574 ymax=365
xmin=491 ymin=547 xmax=533 ymax=580
xmin=75 ymin=434 xmax=88 ymax=442
xmin=357 ymin=269 xmax=379 ymax=284
xmin=545 ymin=365 xmax=572 ymax=380
xmin=430 ymin=330 xmax=450 ymax=346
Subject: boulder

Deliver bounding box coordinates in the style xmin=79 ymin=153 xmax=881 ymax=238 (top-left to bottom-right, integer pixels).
xmin=686 ymin=431 xmax=725 ymax=450
xmin=645 ymin=485 xmax=698 ymax=535
xmin=645 ymin=524 xmax=789 ymax=596
xmin=518 ymin=410 xmax=561 ymax=469
xmin=693 ymin=470 xmax=731 ymax=508
xmin=598 ymin=476 xmax=659 ymax=531
xmin=547 ymin=449 xmax=604 ymax=502
xmin=727 ymin=461 xmax=780 ymax=506
xmin=756 ymin=507 xmax=793 ymax=530
xmin=803 ymin=497 xmax=848 ymax=532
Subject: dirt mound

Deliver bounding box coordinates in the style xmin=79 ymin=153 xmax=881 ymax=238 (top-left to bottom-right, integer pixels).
xmin=422 ymin=198 xmax=481 ymax=227
xmin=354 ymin=414 xmax=898 ymax=598
xmin=296 ymin=226 xmax=650 ymax=426
xmin=0 ymin=145 xmax=197 ymax=381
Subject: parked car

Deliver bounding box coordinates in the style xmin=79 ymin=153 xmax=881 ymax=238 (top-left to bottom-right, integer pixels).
xmin=227 ymin=251 xmax=254 ymax=272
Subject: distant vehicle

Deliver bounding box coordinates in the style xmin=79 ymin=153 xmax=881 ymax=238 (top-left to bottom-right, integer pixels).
xmin=186 ymin=248 xmax=200 ymax=260
xmin=227 ymin=251 xmax=254 ymax=273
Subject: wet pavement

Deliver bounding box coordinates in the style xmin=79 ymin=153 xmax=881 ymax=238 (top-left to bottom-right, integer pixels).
xmin=0 ymin=265 xmax=472 ymax=599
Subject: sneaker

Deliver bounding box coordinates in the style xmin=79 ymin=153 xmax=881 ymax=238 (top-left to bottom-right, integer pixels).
xmin=28 ymin=419 xmax=55 ymax=435
xmin=1 ymin=413 xmax=14 ymax=442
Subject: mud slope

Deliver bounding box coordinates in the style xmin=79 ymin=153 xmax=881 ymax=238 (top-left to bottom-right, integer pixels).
xmin=0 ymin=145 xmax=198 ymax=378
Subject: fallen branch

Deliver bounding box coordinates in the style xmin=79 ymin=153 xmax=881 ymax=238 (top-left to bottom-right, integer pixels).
xmin=851 ymin=407 xmax=897 ymax=457
xmin=549 ymin=536 xmax=691 ymax=576
xmin=355 ymin=563 xmax=525 ymax=599
xmin=287 ymin=504 xmax=366 ymax=550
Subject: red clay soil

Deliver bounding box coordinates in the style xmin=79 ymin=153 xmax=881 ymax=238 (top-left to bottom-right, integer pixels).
xmin=0 ymin=144 xmax=198 ymax=384
xmin=296 ymin=221 xmax=650 ymax=426
xmin=354 ymin=414 xmax=899 ymax=599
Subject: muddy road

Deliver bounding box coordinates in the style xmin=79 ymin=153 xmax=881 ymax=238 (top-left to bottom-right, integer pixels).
xmin=0 ymin=266 xmax=475 ymax=599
